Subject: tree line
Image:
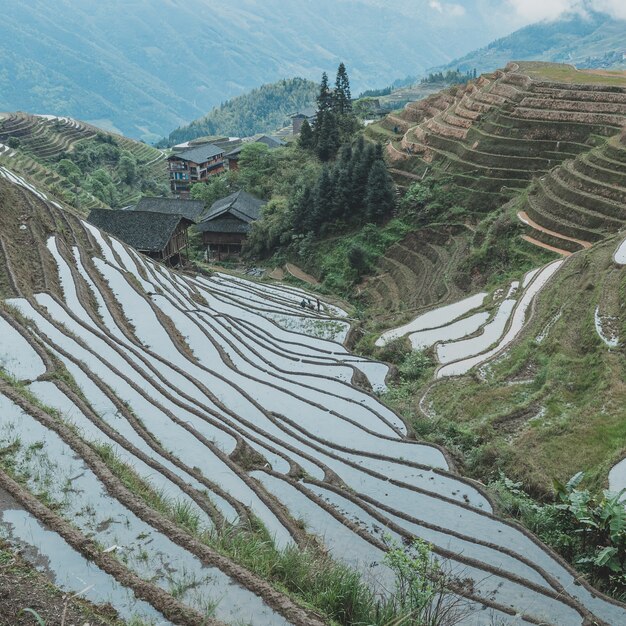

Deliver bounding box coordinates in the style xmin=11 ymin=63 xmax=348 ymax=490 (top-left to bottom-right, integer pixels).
xmin=291 ymin=135 xmax=395 ymax=237
xmin=421 ymin=68 xmax=477 ymax=85
xmin=298 ymin=63 xmax=360 ymax=162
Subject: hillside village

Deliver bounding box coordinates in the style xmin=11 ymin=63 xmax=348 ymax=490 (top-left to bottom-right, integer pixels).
xmin=3 ymin=16 xmax=626 ymax=625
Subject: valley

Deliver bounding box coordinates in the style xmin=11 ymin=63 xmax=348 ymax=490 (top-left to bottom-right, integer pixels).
xmin=0 ymin=41 xmax=626 ymax=626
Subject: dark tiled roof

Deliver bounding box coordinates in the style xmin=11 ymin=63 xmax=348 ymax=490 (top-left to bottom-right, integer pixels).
xmin=168 ymin=143 xmax=224 ymax=164
xmin=135 ymin=197 xmax=206 ymax=222
xmin=196 ymin=191 xmax=265 ymax=233
xmin=291 ymin=106 xmax=317 ymax=119
xmin=226 ymin=135 xmax=285 ymax=159
xmin=197 ymin=218 xmax=252 ymax=234
xmin=256 ymin=135 xmax=286 ymax=148
xmin=87 ymin=209 xmax=192 ymax=252
xmin=201 ymin=190 xmax=265 ymax=223
xmin=226 ymin=146 xmax=243 ymax=159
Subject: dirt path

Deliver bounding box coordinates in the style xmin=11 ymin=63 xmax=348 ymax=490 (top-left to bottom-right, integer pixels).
xmin=284 ymin=263 xmax=320 ymax=285
xmin=521 ymin=234 xmax=572 ymax=257
xmin=518 ymin=211 xmax=592 ymax=250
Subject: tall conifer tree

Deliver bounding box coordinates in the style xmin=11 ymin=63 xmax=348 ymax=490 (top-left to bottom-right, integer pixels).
xmin=317 ymin=72 xmax=333 ymax=112
xmin=365 ymin=160 xmax=396 ymax=222
xmin=334 ymin=63 xmax=352 ymax=115
xmin=298 ymin=119 xmax=315 ymax=150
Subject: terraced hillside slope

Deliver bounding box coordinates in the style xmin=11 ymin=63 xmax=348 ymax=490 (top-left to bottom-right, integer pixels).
xmin=383 ymin=227 xmax=626 ymax=505
xmin=3 ymin=166 xmax=626 ymax=624
xmin=0 ymin=112 xmax=167 ymax=211
xmin=363 ymin=61 xmax=626 ymax=316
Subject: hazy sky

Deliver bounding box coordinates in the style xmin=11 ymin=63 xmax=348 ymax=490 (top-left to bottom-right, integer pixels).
xmin=506 ymin=0 xmax=626 ymax=22
xmin=403 ymin=0 xmax=626 ymax=27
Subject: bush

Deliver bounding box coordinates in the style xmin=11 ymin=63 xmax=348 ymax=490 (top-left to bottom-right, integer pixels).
xmin=492 ymin=472 xmax=626 ymax=597
xmin=398 ymin=350 xmax=431 ymax=381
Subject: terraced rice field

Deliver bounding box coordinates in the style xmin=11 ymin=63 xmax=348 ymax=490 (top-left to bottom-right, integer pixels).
xmin=2 ymin=167 xmax=626 ymax=624
xmin=376 ymin=261 xmax=564 ymax=379
xmin=364 ymin=227 xmax=467 ymax=313
xmin=371 ymin=62 xmax=626 ymax=256
xmin=0 ymin=112 xmax=167 ymax=210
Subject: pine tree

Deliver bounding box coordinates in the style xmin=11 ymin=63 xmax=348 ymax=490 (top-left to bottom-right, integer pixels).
xmin=291 ymin=186 xmax=312 ymax=234
xmin=332 ymin=165 xmax=352 ymax=222
xmin=315 ymin=111 xmax=340 ymax=162
xmin=298 ymin=119 xmax=315 ymax=150
xmin=365 ymin=160 xmax=396 ymax=222
xmin=311 ymin=166 xmax=335 ymax=234
xmin=317 ymin=72 xmax=333 ymax=113
xmin=350 ymin=143 xmax=376 ymax=211
xmin=334 ymin=62 xmax=352 ymax=116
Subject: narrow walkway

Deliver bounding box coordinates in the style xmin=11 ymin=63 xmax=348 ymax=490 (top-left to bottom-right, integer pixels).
xmin=521 ymin=234 xmax=572 ymax=257
xmin=517 ymin=210 xmax=592 ymax=250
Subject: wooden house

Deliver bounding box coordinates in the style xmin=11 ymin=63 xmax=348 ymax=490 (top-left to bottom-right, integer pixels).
xmin=195 ymin=190 xmax=265 ymax=259
xmin=167 ymin=143 xmax=225 ymax=197
xmin=88 ymin=209 xmax=193 ymax=265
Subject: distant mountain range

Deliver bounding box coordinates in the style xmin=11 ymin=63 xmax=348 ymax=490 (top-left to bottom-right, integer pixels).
xmin=431 ymin=12 xmax=626 ymax=76
xmin=0 ymin=0 xmax=516 ymax=141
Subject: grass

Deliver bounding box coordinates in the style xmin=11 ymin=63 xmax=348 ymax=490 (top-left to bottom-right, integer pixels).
xmin=92 ymin=441 xmax=463 ymax=626
xmin=518 ymin=61 xmax=626 ymax=87
xmin=302 ymin=218 xmax=413 ymax=295
xmin=374 ymin=237 xmax=626 ymax=498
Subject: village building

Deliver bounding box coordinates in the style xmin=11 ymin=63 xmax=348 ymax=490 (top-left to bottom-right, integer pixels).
xmin=290 ymin=107 xmax=317 ymax=134
xmin=225 ymin=135 xmax=286 ymax=171
xmin=133 ymin=196 xmax=206 ymax=222
xmin=87 ymin=208 xmax=193 ymax=265
xmin=195 ymin=190 xmax=265 ymax=260
xmin=167 ymin=143 xmax=225 ymax=197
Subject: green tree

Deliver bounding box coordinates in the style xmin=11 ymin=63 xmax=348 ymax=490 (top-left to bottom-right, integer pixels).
xmin=347 ymin=244 xmax=369 ymax=280
xmin=56 ymin=158 xmax=82 ymax=186
xmin=298 ymin=119 xmax=315 ymax=151
xmin=291 ymin=185 xmax=312 ymax=234
xmin=310 ymin=166 xmax=334 ymax=233
xmin=365 ymin=159 xmax=396 ymax=222
xmin=317 ymin=72 xmax=333 ymax=113
xmin=334 ymin=62 xmax=352 ymax=116
xmin=315 ymin=111 xmax=340 ymax=162
xmin=190 ymin=174 xmax=231 ymax=208
xmin=118 ymin=152 xmax=137 ymax=185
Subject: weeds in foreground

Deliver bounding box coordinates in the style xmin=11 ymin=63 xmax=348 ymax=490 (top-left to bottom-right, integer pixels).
xmin=94 ymin=442 xmax=468 ymax=625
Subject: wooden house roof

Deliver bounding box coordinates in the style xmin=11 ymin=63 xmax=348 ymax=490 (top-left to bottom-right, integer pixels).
xmin=168 ymin=143 xmax=224 ymax=164
xmin=135 ymin=197 xmax=206 ymax=222
xmin=225 ymin=135 xmax=286 ymax=159
xmin=196 ymin=191 xmax=265 ymax=234
xmin=87 ymin=209 xmax=192 ymax=252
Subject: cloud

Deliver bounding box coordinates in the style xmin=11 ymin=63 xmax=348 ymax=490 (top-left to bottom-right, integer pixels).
xmin=506 ymin=0 xmax=626 ymax=22
xmin=429 ymin=0 xmax=466 ymax=17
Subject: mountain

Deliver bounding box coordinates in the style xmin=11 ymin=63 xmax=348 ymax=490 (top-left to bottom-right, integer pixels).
xmin=164 ymin=78 xmax=318 ymax=147
xmin=0 ymin=0 xmax=516 ymax=142
xmin=431 ymin=11 xmax=626 ymax=76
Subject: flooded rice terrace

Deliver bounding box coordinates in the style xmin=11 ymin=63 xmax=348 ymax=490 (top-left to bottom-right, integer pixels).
xmin=0 ymin=169 xmax=624 ymax=625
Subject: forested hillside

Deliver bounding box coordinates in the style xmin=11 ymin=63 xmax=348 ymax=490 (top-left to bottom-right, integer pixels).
xmin=431 ymin=12 xmax=626 ymax=76
xmin=0 ymin=0 xmax=514 ymax=140
xmin=164 ymin=78 xmax=318 ymax=146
